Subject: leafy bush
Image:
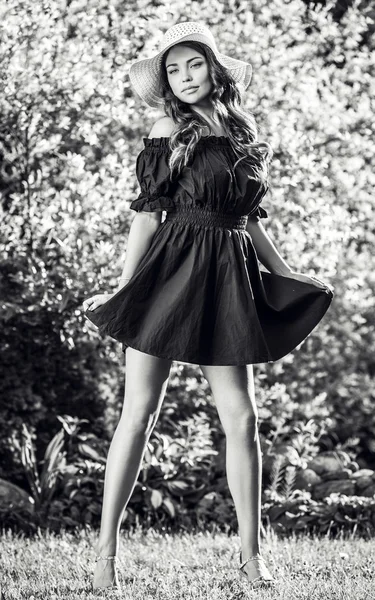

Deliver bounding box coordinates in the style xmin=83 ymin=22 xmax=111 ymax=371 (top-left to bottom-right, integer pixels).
xmin=263 ymin=491 xmax=375 ymax=539
xmin=0 ymin=0 xmax=374 ymax=529
xmin=1 ymin=410 xmax=374 ymax=539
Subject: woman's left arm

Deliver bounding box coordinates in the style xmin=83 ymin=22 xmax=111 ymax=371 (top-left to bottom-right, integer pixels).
xmin=246 ymin=218 xmax=333 ymax=292
xmin=246 ymin=217 xmax=292 ymax=276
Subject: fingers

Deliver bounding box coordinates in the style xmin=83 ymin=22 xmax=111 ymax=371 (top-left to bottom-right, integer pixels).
xmin=310 ymin=275 xmax=334 ymax=293
xmin=324 ymin=283 xmax=334 ymax=294
xmin=82 ymin=300 xmax=91 ymax=312
xmin=310 ymin=275 xmax=326 ymax=289
xmin=83 ymin=295 xmax=98 ymax=312
xmin=82 ymin=293 xmax=112 ymax=312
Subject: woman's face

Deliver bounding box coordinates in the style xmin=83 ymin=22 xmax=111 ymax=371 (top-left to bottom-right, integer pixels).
xmin=165 ymin=44 xmax=212 ymax=105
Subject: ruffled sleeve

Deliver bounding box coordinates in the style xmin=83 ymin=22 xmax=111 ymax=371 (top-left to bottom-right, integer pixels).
xmin=249 ymin=205 xmax=268 ymax=221
xmin=129 ymin=138 xmax=176 ymax=213
xmin=248 ymin=184 xmax=269 ymax=221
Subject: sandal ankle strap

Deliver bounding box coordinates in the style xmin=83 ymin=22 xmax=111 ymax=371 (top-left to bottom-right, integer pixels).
xmin=239 ymin=552 xmax=264 ymax=570
xmin=95 ymin=555 xmax=117 ymax=562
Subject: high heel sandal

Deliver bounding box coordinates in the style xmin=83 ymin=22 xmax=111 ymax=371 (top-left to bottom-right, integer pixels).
xmin=93 ymin=555 xmax=122 ymax=592
xmin=239 ymin=551 xmax=276 ymax=589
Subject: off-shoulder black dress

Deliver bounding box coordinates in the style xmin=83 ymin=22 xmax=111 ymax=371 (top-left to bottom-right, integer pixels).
xmin=84 ymin=135 xmax=333 ymax=366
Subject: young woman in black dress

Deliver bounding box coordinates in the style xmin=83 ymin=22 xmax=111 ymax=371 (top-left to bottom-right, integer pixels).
xmin=83 ymin=21 xmax=333 ymax=592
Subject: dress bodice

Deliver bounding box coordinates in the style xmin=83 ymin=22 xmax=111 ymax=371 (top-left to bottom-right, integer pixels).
xmin=129 ymin=136 xmax=269 ymax=221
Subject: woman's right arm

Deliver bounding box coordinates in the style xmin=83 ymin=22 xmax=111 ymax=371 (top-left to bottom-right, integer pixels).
xmin=115 ymin=212 xmax=161 ymax=292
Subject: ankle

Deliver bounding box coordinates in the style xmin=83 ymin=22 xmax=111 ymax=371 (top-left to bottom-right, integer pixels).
xmin=241 ymin=547 xmax=261 ymax=559
xmin=95 ymin=540 xmax=118 ymax=556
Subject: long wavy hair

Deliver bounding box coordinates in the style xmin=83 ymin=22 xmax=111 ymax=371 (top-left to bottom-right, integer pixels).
xmin=159 ymin=41 xmax=273 ymax=183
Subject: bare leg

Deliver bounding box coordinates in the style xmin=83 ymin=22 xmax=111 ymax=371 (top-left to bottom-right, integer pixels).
xmin=93 ymin=347 xmax=172 ymax=589
xmin=200 ymin=364 xmax=272 ymax=582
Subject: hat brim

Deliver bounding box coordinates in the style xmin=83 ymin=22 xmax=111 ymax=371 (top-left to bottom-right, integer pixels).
xmin=129 ymin=33 xmax=252 ymax=108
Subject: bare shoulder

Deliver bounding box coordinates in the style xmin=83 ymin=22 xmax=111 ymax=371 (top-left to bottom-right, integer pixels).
xmin=147 ymin=116 xmax=176 ymax=139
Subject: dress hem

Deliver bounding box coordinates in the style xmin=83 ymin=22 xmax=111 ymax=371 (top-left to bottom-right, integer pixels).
xmin=117 ymin=338 xmax=278 ymax=366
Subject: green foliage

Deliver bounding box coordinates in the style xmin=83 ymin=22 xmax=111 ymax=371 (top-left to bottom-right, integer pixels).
xmin=0 ymin=0 xmax=374 ymax=533
xmin=20 ymin=420 xmax=66 ymax=511
xmin=0 ymin=0 xmax=134 ymax=481
xmin=263 ymin=491 xmax=375 ymax=538
xmin=1 ymin=406 xmax=373 ymax=538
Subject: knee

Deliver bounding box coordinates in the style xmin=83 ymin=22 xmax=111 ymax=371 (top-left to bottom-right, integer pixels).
xmin=120 ymin=403 xmax=159 ymax=436
xmin=224 ymin=410 xmax=259 ymax=438
xmin=121 ymin=379 xmax=166 ymax=435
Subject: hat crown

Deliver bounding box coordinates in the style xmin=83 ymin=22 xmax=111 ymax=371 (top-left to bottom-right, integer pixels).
xmin=161 ymin=22 xmax=217 ymax=52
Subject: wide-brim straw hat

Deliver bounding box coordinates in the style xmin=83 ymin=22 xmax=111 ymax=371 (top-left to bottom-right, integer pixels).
xmin=129 ymin=21 xmax=252 ymax=108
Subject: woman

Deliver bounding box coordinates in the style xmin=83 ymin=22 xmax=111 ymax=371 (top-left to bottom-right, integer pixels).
xmin=83 ymin=21 xmax=333 ymax=591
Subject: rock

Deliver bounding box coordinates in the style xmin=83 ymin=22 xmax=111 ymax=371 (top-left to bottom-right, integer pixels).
xmin=295 ymin=468 xmax=322 ymax=490
xmin=312 ymin=479 xmax=355 ymax=501
xmin=308 ymin=451 xmax=350 ymax=475
xmin=322 ymin=468 xmax=351 ymax=481
xmin=354 ymin=477 xmax=374 ymax=492
xmin=351 ymin=469 xmax=375 ymax=479
xmin=359 ymin=484 xmax=375 ymax=498
xmin=0 ymin=478 xmax=34 ymax=512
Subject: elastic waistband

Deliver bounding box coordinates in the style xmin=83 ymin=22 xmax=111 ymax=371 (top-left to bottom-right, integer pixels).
xmin=165 ymin=209 xmax=248 ymax=230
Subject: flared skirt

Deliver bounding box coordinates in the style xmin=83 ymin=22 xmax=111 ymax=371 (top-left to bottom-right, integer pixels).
xmin=84 ymin=218 xmax=333 ymax=365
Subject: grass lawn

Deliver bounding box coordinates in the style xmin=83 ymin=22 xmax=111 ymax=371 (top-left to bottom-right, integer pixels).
xmin=0 ymin=525 xmax=374 ymax=599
